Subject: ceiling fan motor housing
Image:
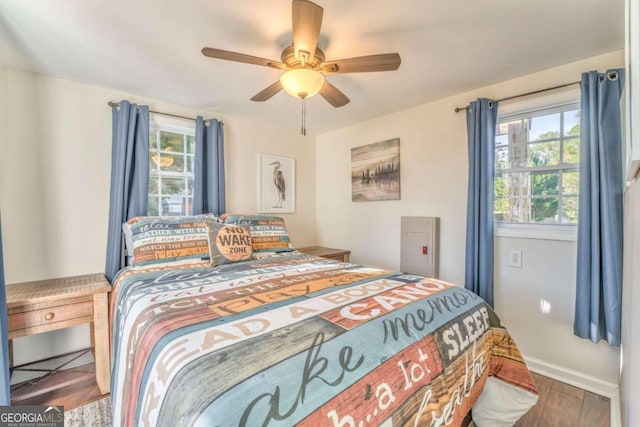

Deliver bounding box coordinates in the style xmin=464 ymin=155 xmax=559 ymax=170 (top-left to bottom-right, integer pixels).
xmin=281 ymin=44 xmax=327 ymax=70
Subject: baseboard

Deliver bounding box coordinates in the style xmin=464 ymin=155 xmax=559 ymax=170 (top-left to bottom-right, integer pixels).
xmin=523 ymin=355 xmax=621 ymax=427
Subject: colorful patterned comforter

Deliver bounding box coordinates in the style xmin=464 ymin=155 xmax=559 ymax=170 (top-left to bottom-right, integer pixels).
xmin=110 ymin=252 xmax=537 ymax=427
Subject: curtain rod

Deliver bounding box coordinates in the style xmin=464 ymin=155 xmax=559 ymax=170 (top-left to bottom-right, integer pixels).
xmin=108 ymin=101 xmax=197 ymax=122
xmin=454 ymin=81 xmax=581 ymax=113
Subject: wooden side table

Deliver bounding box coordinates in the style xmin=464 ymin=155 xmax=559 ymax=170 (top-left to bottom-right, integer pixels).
xmin=297 ymin=246 xmax=351 ymax=263
xmin=6 ymin=273 xmax=112 ymax=395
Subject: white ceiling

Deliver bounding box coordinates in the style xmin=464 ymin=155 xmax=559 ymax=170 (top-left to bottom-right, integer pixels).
xmin=0 ymin=0 xmax=624 ymax=134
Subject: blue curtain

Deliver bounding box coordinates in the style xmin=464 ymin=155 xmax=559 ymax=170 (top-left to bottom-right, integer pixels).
xmin=465 ymin=98 xmax=498 ymax=307
xmin=193 ymin=117 xmax=225 ymax=216
xmin=0 ymin=217 xmax=10 ymax=404
xmin=105 ymin=101 xmax=149 ymax=282
xmin=575 ymin=69 xmax=625 ymax=345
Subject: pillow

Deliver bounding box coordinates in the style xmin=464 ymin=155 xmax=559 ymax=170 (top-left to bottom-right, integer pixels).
xmin=128 ymin=215 xmax=221 ymax=266
xmin=123 ymin=214 xmax=222 ymax=266
xmin=224 ymin=214 xmax=293 ymax=253
xmin=205 ymin=221 xmax=253 ymax=266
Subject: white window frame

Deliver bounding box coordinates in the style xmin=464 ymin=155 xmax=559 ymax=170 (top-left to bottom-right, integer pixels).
xmin=148 ymin=115 xmax=196 ymax=217
xmin=494 ymin=89 xmax=580 ymax=241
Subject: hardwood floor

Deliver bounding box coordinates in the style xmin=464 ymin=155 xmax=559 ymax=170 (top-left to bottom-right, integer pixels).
xmin=11 ymin=365 xmax=610 ymax=426
xmin=11 ymin=362 xmax=107 ymax=411
xmin=516 ymin=372 xmax=610 ymax=427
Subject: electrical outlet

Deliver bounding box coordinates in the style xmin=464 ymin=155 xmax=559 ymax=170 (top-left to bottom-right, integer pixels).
xmin=510 ymin=250 xmax=523 ymax=268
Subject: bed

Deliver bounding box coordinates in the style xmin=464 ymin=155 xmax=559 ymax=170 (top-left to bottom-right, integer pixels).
xmin=110 ymin=215 xmax=538 ymax=427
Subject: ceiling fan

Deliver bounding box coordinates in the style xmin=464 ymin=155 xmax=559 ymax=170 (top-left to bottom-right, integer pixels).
xmin=201 ymin=0 xmax=401 ymax=109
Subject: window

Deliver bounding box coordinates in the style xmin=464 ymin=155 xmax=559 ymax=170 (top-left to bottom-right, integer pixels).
xmin=494 ymin=102 xmax=580 ymax=225
xmin=148 ymin=119 xmax=195 ymax=216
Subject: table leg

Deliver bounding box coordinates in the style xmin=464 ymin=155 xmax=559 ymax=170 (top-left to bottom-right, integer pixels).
xmin=93 ymin=293 xmax=110 ymax=394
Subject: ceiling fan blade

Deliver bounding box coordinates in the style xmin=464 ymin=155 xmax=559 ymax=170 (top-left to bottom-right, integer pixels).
xmin=250 ymin=81 xmax=283 ymax=102
xmin=319 ymin=81 xmax=350 ymax=108
xmin=322 ymin=53 xmax=401 ymax=74
xmin=292 ymin=0 xmax=323 ymax=63
xmin=202 ymin=47 xmax=287 ymax=70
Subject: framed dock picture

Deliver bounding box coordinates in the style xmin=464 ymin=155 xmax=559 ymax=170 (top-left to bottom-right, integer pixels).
xmin=351 ymin=138 xmax=401 ymax=202
xmin=258 ymin=153 xmax=296 ymax=213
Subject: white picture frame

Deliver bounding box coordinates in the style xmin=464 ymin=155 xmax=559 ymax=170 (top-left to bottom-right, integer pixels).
xmin=258 ymin=153 xmax=296 ymax=213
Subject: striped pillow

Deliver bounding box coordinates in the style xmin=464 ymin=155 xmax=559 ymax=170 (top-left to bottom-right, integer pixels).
xmin=223 ymin=215 xmax=293 ymax=253
xmin=128 ymin=215 xmax=220 ymax=266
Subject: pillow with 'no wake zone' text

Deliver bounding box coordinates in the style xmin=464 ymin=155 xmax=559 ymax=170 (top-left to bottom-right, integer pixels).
xmin=205 ymin=220 xmax=253 ymax=266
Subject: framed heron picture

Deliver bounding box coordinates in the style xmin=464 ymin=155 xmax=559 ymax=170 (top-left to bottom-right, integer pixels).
xmin=258 ymin=153 xmax=296 ymax=213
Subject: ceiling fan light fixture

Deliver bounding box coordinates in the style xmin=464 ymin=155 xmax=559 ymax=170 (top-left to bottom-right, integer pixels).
xmin=279 ymin=68 xmax=325 ymax=99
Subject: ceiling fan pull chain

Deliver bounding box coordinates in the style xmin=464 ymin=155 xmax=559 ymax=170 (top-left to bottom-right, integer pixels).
xmin=301 ymin=98 xmax=306 ymax=136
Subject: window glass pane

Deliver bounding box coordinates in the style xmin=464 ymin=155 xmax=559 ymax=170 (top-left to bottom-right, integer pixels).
xmin=495 ymin=133 xmax=508 ymax=147
xmin=503 ymin=172 xmax=531 ymax=198
xmin=161 ymin=177 xmax=186 ymax=195
xmin=531 ymin=197 xmax=559 ymax=223
xmin=562 ymin=171 xmax=579 ymax=195
xmin=186 ymin=197 xmax=193 ymax=216
xmin=187 ymin=135 xmax=196 ymax=154
xmin=531 ymin=171 xmax=559 ymax=195
xmin=494 ymin=198 xmax=509 ymax=221
xmin=187 ymin=155 xmax=194 ymax=173
xmin=149 ymin=153 xmax=158 ymax=171
xmin=529 ymin=113 xmax=560 ymax=141
xmin=160 ymin=131 xmax=184 ymax=152
xmin=157 ymin=153 xmax=184 ymax=172
xmin=494 ymin=172 xmax=530 ymax=222
xmin=504 ymin=197 xmax=529 ymax=223
xmin=494 ymin=174 xmax=508 ymax=198
xmin=149 ymin=132 xmax=158 ymax=171
xmin=161 ymin=197 xmax=186 ymax=216
xmin=148 ymin=197 xmax=159 ymax=216
xmin=529 ymin=141 xmax=560 ymax=166
xmin=497 ymin=120 xmax=520 ymax=137
xmin=503 ymin=122 xmax=529 ymax=168
xmin=564 ymin=138 xmax=580 ymax=163
xmin=149 ymin=176 xmax=158 ymax=194
xmin=187 ymin=177 xmax=194 ymax=196
xmin=562 ymin=196 xmax=578 ymax=224
xmin=495 ymin=147 xmax=509 ymax=170
xmin=564 ymin=109 xmax=580 ymax=136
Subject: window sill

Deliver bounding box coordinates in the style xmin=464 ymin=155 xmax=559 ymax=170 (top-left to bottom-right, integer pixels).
xmin=495 ymin=223 xmax=577 ymax=242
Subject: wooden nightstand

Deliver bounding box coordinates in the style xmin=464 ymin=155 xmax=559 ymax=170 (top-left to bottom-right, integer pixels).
xmin=297 ymin=246 xmax=351 ymax=262
xmin=6 ymin=273 xmax=112 ymax=395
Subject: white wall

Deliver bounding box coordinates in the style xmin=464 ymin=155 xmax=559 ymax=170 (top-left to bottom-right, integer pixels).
xmin=224 ymin=117 xmax=316 ymax=244
xmin=0 ymin=66 xmax=316 ymax=364
xmin=315 ymin=50 xmax=623 ymax=385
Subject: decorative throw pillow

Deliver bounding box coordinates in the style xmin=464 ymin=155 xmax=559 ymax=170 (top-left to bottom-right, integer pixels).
xmin=206 ymin=221 xmax=253 ymax=266
xmin=123 ymin=214 xmax=222 ymax=266
xmin=224 ymin=214 xmax=293 ymax=253
xmin=128 ymin=215 xmax=221 ymax=266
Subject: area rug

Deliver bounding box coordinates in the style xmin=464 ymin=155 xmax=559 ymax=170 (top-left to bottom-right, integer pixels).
xmin=60 ymin=397 xmax=477 ymax=427
xmin=64 ymin=396 xmax=111 ymax=427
